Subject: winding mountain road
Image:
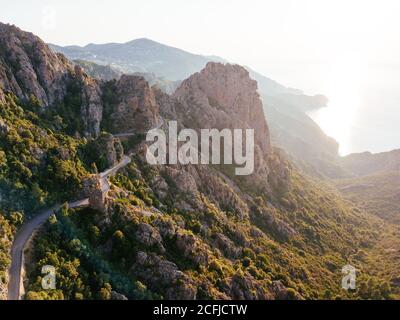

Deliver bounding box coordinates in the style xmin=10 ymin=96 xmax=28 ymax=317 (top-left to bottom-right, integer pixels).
xmin=7 ymin=158 xmax=128 ymax=300
xmin=99 ymin=155 xmax=131 ymax=179
xmin=7 ymin=200 xmax=89 ymax=300
xmin=7 ymin=118 xmax=165 ymax=300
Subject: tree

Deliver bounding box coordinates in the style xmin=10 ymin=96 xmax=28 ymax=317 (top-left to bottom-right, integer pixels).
xmin=90 ymin=162 xmax=98 ymax=174
xmin=99 ymin=283 xmax=112 ymax=300
xmin=0 ymin=150 xmax=7 ymax=167
xmin=9 ymin=211 xmax=24 ymax=227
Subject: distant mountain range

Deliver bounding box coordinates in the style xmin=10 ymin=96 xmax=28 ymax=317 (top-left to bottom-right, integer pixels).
xmin=49 ymin=38 xmax=303 ymax=97
xmin=49 ymin=38 xmax=224 ymax=81
xmin=50 ymin=38 xmax=337 ymax=177
xmin=2 ymin=22 xmax=400 ymax=300
xmin=52 ymin=38 xmax=400 ymax=181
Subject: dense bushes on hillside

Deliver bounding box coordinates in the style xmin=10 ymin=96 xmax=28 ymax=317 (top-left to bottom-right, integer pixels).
xmin=0 ymin=94 xmax=89 ymax=213
xmin=25 ymin=155 xmax=398 ymax=300
xmin=0 ymin=93 xmax=92 ymax=293
xmin=25 ymin=205 xmax=155 ymax=300
xmin=335 ymin=171 xmax=400 ymax=224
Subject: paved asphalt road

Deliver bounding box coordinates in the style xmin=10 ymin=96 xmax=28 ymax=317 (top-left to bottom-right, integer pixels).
xmin=7 ymin=118 xmax=164 ymax=300
xmin=7 ymin=155 xmax=130 ymax=300
xmin=7 ymin=199 xmax=89 ymax=300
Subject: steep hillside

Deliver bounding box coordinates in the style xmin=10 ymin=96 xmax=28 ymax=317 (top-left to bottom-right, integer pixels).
xmin=334 ymin=149 xmax=400 ymax=224
xmin=50 ymin=37 xmax=337 ymax=178
xmin=73 ymin=59 xmax=122 ymax=82
xmin=0 ymin=23 xmax=122 ymax=299
xmin=0 ymin=23 xmax=103 ymax=138
xmin=1 ymin=24 xmax=398 ymax=300
xmin=25 ymin=62 xmax=399 ymax=300
xmin=335 ymin=171 xmax=400 ymax=224
xmin=263 ymin=95 xmax=350 ymax=179
xmin=49 ymin=39 xmax=300 ymax=97
xmin=49 ymin=39 xmax=223 ymax=82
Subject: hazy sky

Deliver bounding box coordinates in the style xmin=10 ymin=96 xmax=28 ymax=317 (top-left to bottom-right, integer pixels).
xmin=1 ymin=0 xmax=400 ymax=92
xmin=2 ymin=0 xmax=400 ymax=154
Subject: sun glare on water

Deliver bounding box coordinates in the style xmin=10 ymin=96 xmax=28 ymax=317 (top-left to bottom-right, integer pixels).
xmin=308 ymin=55 xmax=363 ymax=156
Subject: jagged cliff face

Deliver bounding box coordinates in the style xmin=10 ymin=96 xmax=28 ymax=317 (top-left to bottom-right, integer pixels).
xmin=102 ymin=75 xmax=160 ymax=134
xmin=2 ymin=24 xmax=398 ymax=301
xmin=174 ymin=62 xmax=271 ymax=156
xmin=0 ymin=23 xmax=102 ymax=137
xmin=167 ymin=62 xmax=288 ymax=193
xmin=141 ymin=63 xmax=290 ymax=220
xmin=0 ymin=23 xmax=71 ymax=107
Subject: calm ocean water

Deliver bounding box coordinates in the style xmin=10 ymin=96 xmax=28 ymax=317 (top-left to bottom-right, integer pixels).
xmin=265 ymin=62 xmax=400 ymax=155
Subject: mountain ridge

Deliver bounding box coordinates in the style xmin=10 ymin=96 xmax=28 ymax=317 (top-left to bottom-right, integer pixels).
xmin=50 ymin=37 xmax=340 ymax=178
xmin=48 ymin=38 xmax=301 ymax=97
xmin=1 ymin=22 xmax=399 ymax=300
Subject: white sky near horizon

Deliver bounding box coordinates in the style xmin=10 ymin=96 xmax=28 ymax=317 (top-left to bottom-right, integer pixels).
xmin=1 ymin=0 xmax=399 ymax=91
xmin=1 ymin=0 xmax=400 ymax=154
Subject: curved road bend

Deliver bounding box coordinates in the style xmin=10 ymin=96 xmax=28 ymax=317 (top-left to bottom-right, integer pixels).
xmin=99 ymin=155 xmax=131 ymax=179
xmin=7 ymin=154 xmax=131 ymax=300
xmin=7 ymin=199 xmax=89 ymax=300
xmin=7 ymin=118 xmax=164 ymax=300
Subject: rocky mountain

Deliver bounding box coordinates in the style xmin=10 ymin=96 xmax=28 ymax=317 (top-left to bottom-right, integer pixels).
xmin=171 ymin=63 xmax=278 ymax=190
xmin=101 ymin=74 xmax=160 ymax=134
xmin=1 ymin=23 xmax=399 ymax=300
xmin=0 ymin=23 xmax=103 ymax=138
xmin=73 ymin=59 xmax=180 ymax=94
xmin=49 ymin=38 xmax=224 ymax=82
xmin=174 ymin=63 xmax=271 ymax=154
xmin=50 ymin=37 xmax=336 ymax=178
xmin=49 ymin=38 xmax=301 ymax=97
xmin=73 ymin=59 xmax=122 ymax=82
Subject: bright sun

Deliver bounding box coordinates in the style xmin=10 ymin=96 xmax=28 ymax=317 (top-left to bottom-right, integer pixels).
xmin=308 ymin=54 xmax=363 ymax=156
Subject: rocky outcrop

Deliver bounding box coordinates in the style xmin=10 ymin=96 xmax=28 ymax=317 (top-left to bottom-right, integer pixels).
xmin=152 ymin=217 xmax=178 ymax=239
xmin=212 ymin=233 xmax=241 ymax=259
xmin=0 ymin=23 xmax=102 ymax=137
xmin=175 ymin=230 xmax=210 ymax=267
xmin=79 ymin=68 xmax=103 ymax=137
xmin=221 ymin=274 xmax=272 ymax=300
xmin=173 ymin=62 xmax=271 ymax=157
xmin=86 ymin=133 xmax=124 ymax=171
xmin=106 ymin=75 xmax=160 ymax=134
xmin=0 ymin=23 xmax=71 ymax=107
xmin=135 ymin=223 xmax=164 ymax=251
xmin=169 ymin=62 xmax=291 ymax=193
xmin=110 ymin=291 xmax=128 ymax=300
xmin=133 ymin=251 xmax=197 ymax=299
xmin=271 ymin=280 xmax=302 ymax=300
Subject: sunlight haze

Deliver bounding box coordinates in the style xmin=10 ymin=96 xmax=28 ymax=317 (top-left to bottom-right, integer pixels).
xmin=1 ymin=0 xmax=400 ymax=154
